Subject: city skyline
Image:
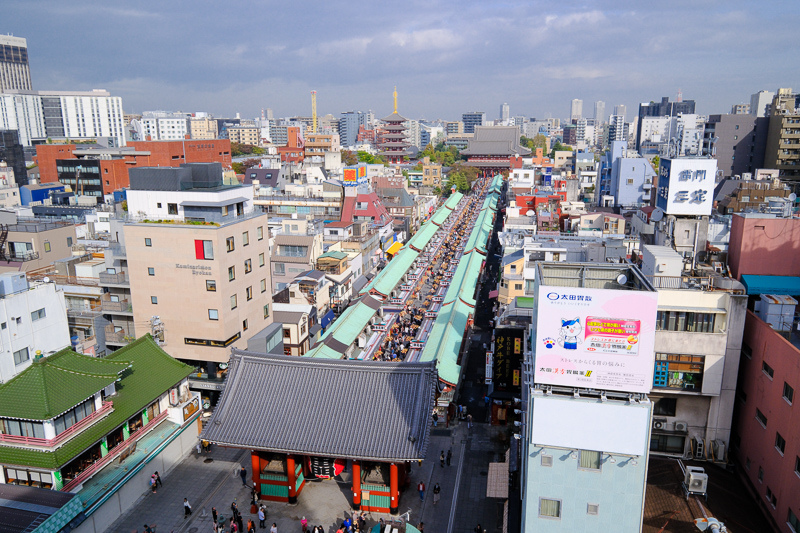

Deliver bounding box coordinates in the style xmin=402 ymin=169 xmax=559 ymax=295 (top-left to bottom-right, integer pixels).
xmin=4 ymin=0 xmax=800 ymax=120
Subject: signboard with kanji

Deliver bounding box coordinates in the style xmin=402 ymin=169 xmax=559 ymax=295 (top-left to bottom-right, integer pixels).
xmin=655 ymin=158 xmax=717 ymax=216
xmin=492 ymin=327 xmax=525 ymax=393
xmin=534 ymin=285 xmax=658 ymax=393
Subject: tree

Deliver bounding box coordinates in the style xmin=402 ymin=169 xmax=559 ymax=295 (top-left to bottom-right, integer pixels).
xmin=532 ymin=134 xmax=548 ymax=152
xmin=550 ymin=141 xmax=573 ymax=158
xmin=651 ymin=155 xmax=660 ymax=172
xmin=341 ymin=150 xmax=358 ymax=166
xmin=231 ymin=157 xmax=261 ymax=175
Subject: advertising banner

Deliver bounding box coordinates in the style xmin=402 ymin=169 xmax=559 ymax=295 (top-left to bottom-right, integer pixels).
xmin=655 ymin=158 xmax=717 ymax=216
xmin=534 ymin=285 xmax=658 ymax=393
xmin=493 ymin=327 xmax=525 ymax=394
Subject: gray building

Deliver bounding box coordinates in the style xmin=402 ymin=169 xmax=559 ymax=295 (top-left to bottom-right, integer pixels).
xmin=703 ymin=114 xmax=768 ymax=177
xmin=636 ymin=96 xmax=696 ymax=150
xmin=594 ymin=100 xmax=605 ymax=124
xmin=338 ymin=111 xmax=372 ymax=148
xmin=0 ymin=35 xmax=32 ymax=91
xmin=750 ymin=90 xmax=775 ymax=118
xmin=461 ymin=111 xmax=485 ymax=134
xmin=0 ymin=130 xmax=26 ymax=186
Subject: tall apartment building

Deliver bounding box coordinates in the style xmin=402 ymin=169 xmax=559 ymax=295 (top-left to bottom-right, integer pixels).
xmin=0 ymin=35 xmax=32 ymax=91
xmin=500 ymin=102 xmax=510 ymax=123
xmin=123 ymin=163 xmax=273 ymax=372
xmin=227 ymin=126 xmax=260 ymax=146
xmin=0 ymin=92 xmax=45 ymax=146
xmin=764 ymin=88 xmax=800 ymax=180
xmin=703 ymin=114 xmax=768 ymax=177
xmin=636 ymin=96 xmax=696 ymax=150
xmin=461 ymin=112 xmax=485 ymax=134
xmin=594 ymin=100 xmax=605 ymax=124
xmin=613 ymin=104 xmax=627 ymax=120
xmin=444 ymin=121 xmax=463 ymax=135
xmin=608 ymin=114 xmax=627 ymax=144
xmin=339 ymin=111 xmax=373 ymax=148
xmin=569 ymin=98 xmax=583 ymax=121
xmin=0 ymin=130 xmax=26 ymax=186
xmin=140 ymin=111 xmax=190 ymax=141
xmin=750 ymin=90 xmax=775 ymax=118
xmin=189 ymin=116 xmax=219 ymax=140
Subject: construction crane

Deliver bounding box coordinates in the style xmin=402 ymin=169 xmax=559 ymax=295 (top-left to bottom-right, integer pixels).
xmin=311 ymin=90 xmax=317 ymax=134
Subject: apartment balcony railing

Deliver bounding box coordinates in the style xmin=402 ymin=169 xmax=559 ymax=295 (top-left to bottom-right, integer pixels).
xmin=0 ymin=402 xmax=113 ymax=448
xmin=98 ymin=271 xmax=128 ymax=285
xmin=6 ymin=251 xmax=39 ymax=262
xmin=104 ymin=325 xmax=132 ymax=344
xmin=101 ymin=300 xmax=132 ymax=314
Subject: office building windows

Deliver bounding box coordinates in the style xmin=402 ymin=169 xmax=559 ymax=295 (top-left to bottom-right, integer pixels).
xmin=242 ymin=231 xmax=249 ymax=246
xmin=776 ymin=432 xmax=786 ymax=455
xmin=145 ymin=238 xmax=152 ymax=247
xmin=539 ymin=498 xmax=561 ymax=519
xmin=763 ymin=361 xmax=774 ymax=379
xmin=151 ymin=296 xmax=158 ymax=304
xmin=230 ymin=294 xmax=237 ymax=310
xmin=579 ymin=450 xmax=601 ymax=471
xmin=246 ymin=286 xmax=253 ymax=300
xmin=257 ymin=226 xmax=263 ymax=240
xmin=208 ymin=309 xmax=219 ymax=320
xmin=30 ymin=308 xmax=46 ymax=321
xmin=13 ymin=347 xmax=29 ymax=365
xmin=261 ymin=279 xmax=267 ymax=293
xmin=148 ymin=267 xmax=155 ymax=276
xmin=263 ymin=304 xmax=270 ymax=318
xmin=228 ymin=266 xmax=235 ymax=281
xmin=756 ymin=409 xmax=768 ymax=428
xmin=783 ymin=382 xmax=793 ymax=404
xmin=195 ymin=240 xmax=213 ymax=260
xmin=206 ymin=280 xmax=216 ymax=291
xmin=243 ymin=319 xmax=248 ymax=331
xmin=244 ymin=259 xmax=252 ymax=273
xmin=259 ymin=253 xmax=265 ymax=267
xmin=226 ymin=237 xmax=235 ymax=252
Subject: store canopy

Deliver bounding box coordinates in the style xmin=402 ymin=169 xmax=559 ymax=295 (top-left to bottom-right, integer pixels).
xmin=740 ymin=275 xmax=800 ymax=295
xmin=488 ymin=290 xmax=499 ymax=299
xmin=386 ymin=241 xmax=403 ymax=256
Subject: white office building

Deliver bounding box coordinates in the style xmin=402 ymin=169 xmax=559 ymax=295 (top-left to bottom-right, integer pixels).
xmin=0 ymin=273 xmax=71 ymax=384
xmin=140 ymin=111 xmax=191 ymax=141
xmin=570 ymin=99 xmax=583 ymax=121
xmin=0 ymin=92 xmax=45 ymax=146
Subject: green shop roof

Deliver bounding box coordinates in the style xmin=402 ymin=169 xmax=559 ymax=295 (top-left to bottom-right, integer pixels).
xmin=318 ymin=250 xmax=348 ymax=260
xmin=0 ymin=350 xmax=130 ymax=421
xmin=0 ymin=335 xmax=194 ymax=470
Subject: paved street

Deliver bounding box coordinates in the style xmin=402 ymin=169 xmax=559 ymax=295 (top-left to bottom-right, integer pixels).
xmin=108 ymin=420 xmax=507 ymax=533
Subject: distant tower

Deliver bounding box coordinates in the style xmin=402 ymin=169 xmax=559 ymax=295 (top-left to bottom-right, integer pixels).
xmin=500 ymin=103 xmax=510 ymax=122
xmin=613 ymin=104 xmax=627 ymax=121
xmin=594 ymin=101 xmax=606 ymax=124
xmin=311 ymin=90 xmax=317 ymax=133
xmin=570 ymin=99 xmax=583 ymax=122
xmin=379 ymin=87 xmax=411 ymax=165
xmin=0 ymin=35 xmax=32 ymax=91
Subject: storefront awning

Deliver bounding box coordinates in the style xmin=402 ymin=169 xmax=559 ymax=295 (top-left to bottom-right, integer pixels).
xmin=386 ymin=241 xmax=403 ymax=256
xmin=741 ymin=275 xmax=800 ymax=296
xmin=488 ymin=290 xmax=499 ymax=299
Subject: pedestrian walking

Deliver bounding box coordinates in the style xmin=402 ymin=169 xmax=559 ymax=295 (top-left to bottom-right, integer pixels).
xmin=418 ymin=480 xmax=425 ymax=501
xmin=183 ymin=498 xmax=192 ymax=518
xmin=446 ymin=449 xmax=452 ymax=466
xmin=149 ymin=474 xmax=157 ymax=493
xmin=440 ymin=451 xmax=445 ymax=468
xmin=231 ymin=518 xmax=238 ymax=532
xmin=238 ymin=514 xmax=245 ymax=533
xmin=248 ymin=519 xmax=256 ymax=533
xmin=154 ymin=471 xmax=163 ymax=487
xmin=212 ymin=507 xmax=218 ymax=524
xmin=467 ymin=413 xmax=473 ymax=429
xmin=432 ymin=411 xmax=438 ymax=427
xmin=231 ymin=501 xmax=239 ymax=520
xmin=343 ymin=516 xmax=352 ymax=533
xmin=301 ymin=516 xmax=308 ymax=533
xmin=433 ymin=483 xmax=441 ymax=505
xmin=271 ymin=523 xmax=278 ymax=533
xmin=143 ymin=524 xmax=155 ymax=533
xmin=240 ymin=466 xmax=248 ymax=486
xmin=258 ymin=506 xmax=266 ymax=528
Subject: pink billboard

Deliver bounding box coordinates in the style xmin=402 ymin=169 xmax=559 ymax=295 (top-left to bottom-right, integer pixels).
xmin=534 ymin=285 xmax=658 ymax=393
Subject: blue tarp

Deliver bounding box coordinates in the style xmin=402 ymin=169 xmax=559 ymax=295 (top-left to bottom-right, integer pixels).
xmin=320 ymin=309 xmax=337 ymax=330
xmin=740 ymin=275 xmax=800 ymax=295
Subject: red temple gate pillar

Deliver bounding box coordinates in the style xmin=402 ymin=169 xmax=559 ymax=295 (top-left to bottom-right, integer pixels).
xmin=251 ymin=452 xmax=261 ymax=498
xmin=389 ymin=462 xmax=399 ymax=514
xmin=287 ymin=454 xmax=298 ymax=504
xmin=351 ymin=460 xmax=362 ymax=510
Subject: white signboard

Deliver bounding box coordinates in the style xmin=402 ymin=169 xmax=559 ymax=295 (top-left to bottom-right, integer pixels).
xmin=534 ymin=285 xmax=658 ymax=393
xmin=655 ymin=158 xmax=717 ymax=216
xmin=485 ymin=352 xmax=493 ymax=384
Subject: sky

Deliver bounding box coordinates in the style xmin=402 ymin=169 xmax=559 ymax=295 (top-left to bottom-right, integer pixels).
xmin=6 ymin=0 xmax=800 ymax=122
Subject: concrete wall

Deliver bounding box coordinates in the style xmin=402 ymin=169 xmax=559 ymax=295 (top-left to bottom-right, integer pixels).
xmin=73 ymin=419 xmax=199 ymax=533
xmin=729 ymin=214 xmax=800 ymax=279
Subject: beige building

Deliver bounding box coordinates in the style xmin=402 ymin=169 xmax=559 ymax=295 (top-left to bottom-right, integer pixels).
xmin=189 ymin=117 xmax=219 ymax=140
xmin=125 ymin=216 xmax=273 ymax=365
xmin=421 ymin=157 xmax=442 ymax=187
xmin=764 ymin=88 xmax=800 ymax=180
xmin=270 ymin=233 xmax=323 ymax=292
xmin=0 ymin=221 xmax=77 ymax=274
xmin=498 ymin=249 xmax=525 ymax=305
xmin=227 ymin=126 xmax=260 ymax=146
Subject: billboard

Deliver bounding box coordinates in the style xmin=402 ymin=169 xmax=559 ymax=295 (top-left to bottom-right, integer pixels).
xmin=534 ymin=285 xmax=658 ymax=393
xmin=343 ymin=164 xmax=368 ymax=186
xmin=655 ymin=158 xmax=717 ymax=216
xmin=493 ymin=327 xmax=525 ymax=394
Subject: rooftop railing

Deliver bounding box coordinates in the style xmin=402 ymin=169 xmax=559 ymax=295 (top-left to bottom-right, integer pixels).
xmin=0 ymin=401 xmax=113 ymax=449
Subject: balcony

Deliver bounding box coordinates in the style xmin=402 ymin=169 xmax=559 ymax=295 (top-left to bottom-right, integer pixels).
xmin=104 ymin=325 xmax=132 ymax=345
xmin=0 ymin=401 xmax=113 ymax=449
xmin=99 ymin=271 xmax=128 ymax=285
xmin=101 ymin=299 xmax=132 ymax=314
xmin=6 ymin=251 xmax=39 ymax=262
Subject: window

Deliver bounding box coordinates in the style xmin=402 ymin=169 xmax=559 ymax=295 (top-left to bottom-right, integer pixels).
xmin=151 ymin=296 xmax=158 ymax=304
xmin=742 ymin=343 xmax=752 ymax=359
xmin=157 ymin=202 xmax=162 ymax=208
xmin=228 ymin=266 xmax=235 ymax=281
xmin=226 ymin=237 xmax=235 ymax=252
xmin=261 ymin=279 xmax=267 ymax=293
xmin=587 ymin=503 xmax=599 ymax=515
xmin=579 ymin=450 xmax=601 ymax=471
xmin=168 ymin=203 xmax=178 ymax=215
xmin=784 ymin=382 xmax=794 ymax=404
xmin=230 ymin=294 xmax=237 ymax=310
xmin=242 ymin=232 xmax=249 ymax=246
xmin=208 ymin=309 xmax=219 ymax=320
xmin=541 ymin=455 xmax=553 ymax=467
xmin=0 ymin=322 xmax=5 ymax=330
xmin=145 ymin=238 xmax=152 ymax=247
xmin=42 ymin=241 xmax=51 ymax=253
xmin=766 ymin=486 xmax=777 ymax=508
xmin=627 ymin=178 xmax=634 ymax=185
xmin=244 ymin=259 xmax=252 ymax=273
xmin=656 ymin=310 xmax=719 ymax=332
xmin=259 ymin=253 xmax=265 ymax=267
xmin=539 ymin=498 xmax=561 ymax=519
xmin=246 ymin=286 xmax=253 ymax=301
xmin=789 ymin=508 xmax=799 ymax=533
xmin=775 ymin=432 xmax=786 ymax=455
xmin=13 ymin=347 xmax=29 ymax=366
xmin=242 ymin=319 xmax=249 ymax=331
xmin=515 ymin=283 xmax=522 ymax=291
xmin=263 ymin=304 xmax=270 ymax=319
xmin=756 ymin=408 xmax=768 ymax=428
xmin=148 ymin=267 xmax=155 ymax=276
xmin=67 ymin=237 xmax=73 ymax=247
xmin=274 ymin=263 xmax=285 ymax=275
xmin=763 ymin=361 xmax=774 ymax=379
xmin=207 ymin=280 xmax=216 ymax=291
xmin=257 ymin=226 xmax=263 ymax=240
xmin=283 ymin=328 xmax=291 ymax=339
xmin=222 ymin=205 xmax=229 ymax=217
xmin=195 ymin=240 xmax=213 ymax=260
xmin=30 ymin=308 xmax=46 ymax=321
xmin=653 ymin=353 xmax=704 ymax=390
xmin=758 ymin=466 xmax=764 ymax=482
xmin=653 ymin=397 xmax=677 ymax=417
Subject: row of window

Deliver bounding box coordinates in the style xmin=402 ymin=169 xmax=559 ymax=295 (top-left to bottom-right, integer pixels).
xmin=537 ymin=498 xmax=600 ymax=519
xmin=150 ymin=278 xmax=269 ymax=308
xmin=655 ymin=310 xmax=719 ymax=333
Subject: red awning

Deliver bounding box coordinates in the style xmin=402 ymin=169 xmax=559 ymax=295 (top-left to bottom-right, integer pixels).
xmin=488 ymin=290 xmax=499 ymax=299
